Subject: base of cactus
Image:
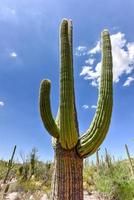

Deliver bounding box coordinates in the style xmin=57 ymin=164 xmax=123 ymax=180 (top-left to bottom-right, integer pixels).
xmin=51 ymin=143 xmax=83 ymax=200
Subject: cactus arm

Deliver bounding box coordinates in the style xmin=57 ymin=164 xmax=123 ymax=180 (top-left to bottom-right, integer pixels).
xmin=68 ymin=20 xmax=79 ymax=134
xmin=77 ymin=30 xmax=113 ymax=158
xmin=59 ymin=19 xmax=78 ymax=149
xmin=39 ymin=79 xmax=59 ymax=138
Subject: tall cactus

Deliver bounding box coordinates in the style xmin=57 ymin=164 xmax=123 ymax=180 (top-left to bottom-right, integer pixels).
xmin=125 ymin=144 xmax=134 ymax=177
xmin=3 ymin=145 xmax=17 ymax=184
xmin=39 ymin=19 xmax=113 ymax=200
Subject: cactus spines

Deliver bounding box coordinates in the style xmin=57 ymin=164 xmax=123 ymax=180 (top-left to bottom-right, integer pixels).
xmin=39 ymin=19 xmax=113 ymax=200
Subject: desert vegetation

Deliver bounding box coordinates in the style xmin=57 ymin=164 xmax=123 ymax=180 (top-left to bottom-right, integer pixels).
xmin=0 ymin=145 xmax=134 ymax=200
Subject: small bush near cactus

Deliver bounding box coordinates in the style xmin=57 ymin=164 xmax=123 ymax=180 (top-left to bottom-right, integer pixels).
xmin=84 ymin=158 xmax=134 ymax=200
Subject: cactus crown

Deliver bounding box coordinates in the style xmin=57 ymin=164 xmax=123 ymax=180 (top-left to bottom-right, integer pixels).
xmin=39 ymin=19 xmax=113 ymax=158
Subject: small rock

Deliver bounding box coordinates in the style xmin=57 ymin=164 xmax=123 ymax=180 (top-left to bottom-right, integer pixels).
xmin=5 ymin=192 xmax=19 ymax=200
xmin=29 ymin=195 xmax=34 ymax=199
xmin=40 ymin=194 xmax=48 ymax=200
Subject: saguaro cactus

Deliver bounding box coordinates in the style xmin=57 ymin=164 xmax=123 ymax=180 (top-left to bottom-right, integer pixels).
xmin=125 ymin=144 xmax=134 ymax=177
xmin=39 ymin=19 xmax=113 ymax=200
xmin=96 ymin=148 xmax=100 ymax=172
xmin=3 ymin=145 xmax=16 ymax=184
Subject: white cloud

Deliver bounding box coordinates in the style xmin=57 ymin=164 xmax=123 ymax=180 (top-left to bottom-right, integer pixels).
xmin=75 ymin=46 xmax=88 ymax=56
xmin=88 ymin=41 xmax=101 ymax=54
xmin=82 ymin=105 xmax=89 ymax=109
xmin=0 ymin=101 xmax=4 ymax=107
xmin=85 ymin=58 xmax=95 ymax=65
xmin=80 ymin=62 xmax=101 ymax=87
xmin=80 ymin=32 xmax=134 ymax=87
xmin=91 ymin=105 xmax=97 ymax=109
xmin=127 ymin=42 xmax=134 ymax=60
xmin=10 ymin=52 xmax=17 ymax=58
xmin=123 ymin=76 xmax=134 ymax=87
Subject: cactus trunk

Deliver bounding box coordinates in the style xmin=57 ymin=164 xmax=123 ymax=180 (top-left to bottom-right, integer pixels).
xmin=51 ymin=143 xmax=83 ymax=200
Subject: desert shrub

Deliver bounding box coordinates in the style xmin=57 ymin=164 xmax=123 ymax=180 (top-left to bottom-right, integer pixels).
xmin=83 ymin=160 xmax=96 ymax=192
xmin=93 ymin=160 xmax=134 ymax=200
xmin=13 ymin=180 xmax=41 ymax=193
xmin=0 ymin=160 xmax=19 ymax=181
xmin=0 ymin=160 xmax=7 ymax=180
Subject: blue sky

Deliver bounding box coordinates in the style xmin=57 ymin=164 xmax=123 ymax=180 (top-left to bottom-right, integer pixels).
xmin=0 ymin=0 xmax=134 ymax=162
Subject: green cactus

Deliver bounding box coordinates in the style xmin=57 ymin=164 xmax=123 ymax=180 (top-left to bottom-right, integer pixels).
xmin=96 ymin=148 xmax=100 ymax=172
xmin=105 ymin=148 xmax=112 ymax=169
xmin=3 ymin=145 xmax=16 ymax=184
xmin=125 ymin=144 xmax=134 ymax=177
xmin=39 ymin=19 xmax=113 ymax=200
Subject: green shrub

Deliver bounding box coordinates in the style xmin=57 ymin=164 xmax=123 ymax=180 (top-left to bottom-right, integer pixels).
xmin=93 ymin=160 xmax=134 ymax=200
